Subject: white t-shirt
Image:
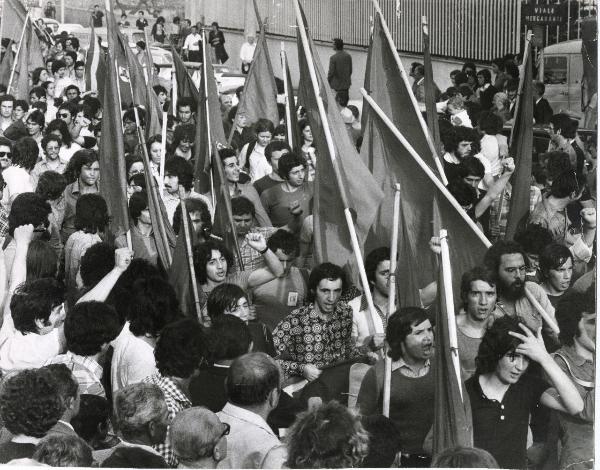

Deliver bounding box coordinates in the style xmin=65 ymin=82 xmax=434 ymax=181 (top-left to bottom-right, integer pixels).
xmin=240 ymin=42 xmax=256 ymax=63
xmin=0 ymin=315 xmax=64 ymax=374
xmin=1 ymin=166 xmax=33 ymax=211
xmin=111 ymin=322 xmax=157 ymax=400
xmin=183 ymin=33 xmax=202 ymax=51
xmin=59 ymin=142 xmax=82 ymax=163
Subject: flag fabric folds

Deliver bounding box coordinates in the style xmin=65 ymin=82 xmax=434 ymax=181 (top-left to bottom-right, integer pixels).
xmin=10 ymin=17 xmax=44 ymax=99
xmin=229 ymin=26 xmax=279 ymax=138
xmin=168 ymin=211 xmax=198 ymax=317
xmin=432 ymin=246 xmax=473 ymax=455
xmin=2 ymin=0 xmax=27 ymax=42
xmin=98 ymin=49 xmax=129 ymax=243
xmin=296 ymin=4 xmax=384 ymax=278
xmin=423 ymin=18 xmax=442 ymax=155
xmin=505 ymin=38 xmax=534 ymax=240
xmin=85 ymin=19 xmax=106 ymax=96
xmin=282 ymin=49 xmax=301 ymax=152
xmin=171 ymin=46 xmax=199 ymax=105
xmin=0 ymin=44 xmax=14 ymax=87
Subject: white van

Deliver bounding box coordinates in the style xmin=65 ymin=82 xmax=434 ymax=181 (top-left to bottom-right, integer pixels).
xmin=538 ymin=39 xmax=585 ymax=123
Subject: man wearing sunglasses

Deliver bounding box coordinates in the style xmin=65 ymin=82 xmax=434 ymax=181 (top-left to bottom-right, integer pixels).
xmin=170 ymin=407 xmax=229 ymax=468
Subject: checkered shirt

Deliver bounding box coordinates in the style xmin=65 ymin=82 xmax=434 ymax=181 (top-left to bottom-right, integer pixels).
xmin=46 ymin=351 xmax=105 ymax=397
xmin=142 ymin=373 xmax=192 ymax=467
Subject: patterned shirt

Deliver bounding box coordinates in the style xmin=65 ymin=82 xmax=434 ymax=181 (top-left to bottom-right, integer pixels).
xmin=46 ymin=351 xmax=105 ymax=397
xmin=272 ymin=302 xmax=366 ymax=379
xmin=230 ymin=226 xmax=277 ymax=275
xmin=142 ymin=373 xmax=192 ymax=467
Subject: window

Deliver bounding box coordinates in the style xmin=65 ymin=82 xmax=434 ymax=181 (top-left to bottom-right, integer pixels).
xmin=544 ymin=56 xmax=568 ymax=85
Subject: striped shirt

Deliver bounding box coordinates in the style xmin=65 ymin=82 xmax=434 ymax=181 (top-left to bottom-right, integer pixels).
xmin=46 ymin=351 xmax=104 ymax=397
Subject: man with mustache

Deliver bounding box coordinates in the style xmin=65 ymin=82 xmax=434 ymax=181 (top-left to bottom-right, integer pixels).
xmin=483 ymin=240 xmax=556 ymax=342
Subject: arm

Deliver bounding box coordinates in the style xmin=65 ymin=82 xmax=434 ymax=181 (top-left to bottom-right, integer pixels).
xmin=245 ymin=186 xmax=272 ymax=227
xmin=272 ymin=318 xmax=305 ymax=378
xmin=327 ymin=56 xmax=335 ymax=84
xmin=281 ymin=202 xmax=304 ymax=234
xmin=3 ymin=225 xmax=33 ymax=321
xmin=510 ymin=324 xmax=584 ymax=415
xmin=76 ymin=248 xmax=133 ymax=303
xmin=245 ymin=233 xmax=284 ymax=287
xmin=475 ymin=158 xmax=515 ymax=218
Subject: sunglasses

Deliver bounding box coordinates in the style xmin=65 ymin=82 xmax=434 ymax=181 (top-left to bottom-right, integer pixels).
xmin=0 ymin=151 xmax=11 ymax=158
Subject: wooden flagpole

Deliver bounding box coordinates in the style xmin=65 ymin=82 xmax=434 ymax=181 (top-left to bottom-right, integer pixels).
xmin=7 ymin=12 xmax=30 ymax=95
xmin=383 ymin=183 xmax=401 ymax=417
xmin=439 ymin=228 xmax=464 ymax=401
xmin=201 ymin=27 xmax=216 ymax=211
xmin=159 ymin=111 xmax=167 ymax=194
xmin=179 ymin=185 xmax=203 ymax=323
xmin=371 ymin=0 xmax=447 ymax=185
xmin=280 ymin=42 xmax=294 ymax=147
xmin=293 ymin=0 xmax=378 ymax=337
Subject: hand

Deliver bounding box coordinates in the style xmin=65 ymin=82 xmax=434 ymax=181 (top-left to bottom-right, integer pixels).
xmin=369 ymin=333 xmax=385 ymax=351
xmin=13 ymin=224 xmax=34 ymax=246
xmin=114 ymin=247 xmax=134 ymax=272
xmin=366 ymin=352 xmax=379 ymax=364
xmin=581 ymin=207 xmax=596 ymax=227
xmin=502 ymin=157 xmax=516 ymax=174
xmin=302 ymin=364 xmax=322 ymax=381
xmin=429 ymin=236 xmax=441 ymax=255
xmin=509 ymin=323 xmax=550 ymax=365
xmin=246 ymin=232 xmax=267 ymax=253
xmin=247 ymin=303 xmax=257 ymax=321
xmin=289 ymin=200 xmax=303 ymax=217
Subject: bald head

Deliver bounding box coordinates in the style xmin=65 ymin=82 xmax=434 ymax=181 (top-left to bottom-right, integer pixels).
xmin=170 ymin=407 xmax=227 ymax=463
xmin=226 ymin=352 xmax=281 ymax=406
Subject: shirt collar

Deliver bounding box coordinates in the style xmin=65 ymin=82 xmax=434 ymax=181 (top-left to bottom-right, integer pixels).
xmin=221 ymin=402 xmax=276 ymax=436
xmin=120 ymin=440 xmax=162 ymax=456
xmin=558 ymin=344 xmax=590 ymax=367
xmin=57 ymin=420 xmax=74 ymax=431
xmin=392 ymin=357 xmax=431 ymax=372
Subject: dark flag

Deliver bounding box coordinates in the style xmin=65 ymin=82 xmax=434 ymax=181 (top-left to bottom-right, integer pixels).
xmin=98 ymin=49 xmax=129 ymax=243
xmin=296 ymin=3 xmax=384 ymax=279
xmin=229 ymin=25 xmax=279 ymax=141
xmin=168 ymin=210 xmax=198 ymax=317
xmin=11 ymin=17 xmax=44 ymax=99
xmin=85 ymin=19 xmax=106 ymax=96
xmin=0 ymin=42 xmax=13 ymax=87
xmin=281 ymin=49 xmax=300 ymax=152
xmin=170 ymin=45 xmax=199 ymax=105
xmin=432 ymin=234 xmax=473 ymax=455
xmin=505 ymin=35 xmax=534 ymax=240
xmin=423 ymin=16 xmax=442 ymax=154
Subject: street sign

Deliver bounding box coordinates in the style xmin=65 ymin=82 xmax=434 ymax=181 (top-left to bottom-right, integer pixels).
xmin=522 ymin=4 xmax=565 ymax=26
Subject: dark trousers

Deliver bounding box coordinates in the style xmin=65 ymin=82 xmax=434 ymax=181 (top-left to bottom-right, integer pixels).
xmin=335 ymin=89 xmax=349 ymax=106
xmin=188 ymin=50 xmax=202 ymax=63
xmin=400 ymin=454 xmax=431 ymax=468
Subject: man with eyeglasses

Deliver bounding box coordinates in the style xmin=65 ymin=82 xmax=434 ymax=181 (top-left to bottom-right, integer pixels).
xmin=0 ymin=94 xmax=15 ymax=134
xmin=217 ymin=352 xmax=282 ymax=469
xmin=170 ymin=407 xmax=229 ymax=468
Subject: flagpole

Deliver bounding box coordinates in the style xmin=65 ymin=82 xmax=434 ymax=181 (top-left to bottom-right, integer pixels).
xmin=361 ymin=87 xmax=491 ymax=248
xmin=171 ymin=69 xmax=178 ymax=116
xmin=439 ymin=229 xmax=463 ymax=402
xmin=159 ymin=111 xmax=167 ymax=194
xmin=214 ymin=142 xmax=245 ymax=271
xmin=7 ymin=12 xmax=30 ymax=94
xmin=383 ymin=183 xmax=401 ymax=417
xmin=179 ymin=186 xmax=203 ymax=323
xmin=371 ymin=0 xmax=447 ymax=185
xmin=422 ymin=16 xmax=442 ymax=156
xmin=280 ymin=42 xmax=294 ymax=148
xmin=294 ymin=0 xmax=379 ymax=336
xmin=201 ymin=28 xmax=216 ymax=211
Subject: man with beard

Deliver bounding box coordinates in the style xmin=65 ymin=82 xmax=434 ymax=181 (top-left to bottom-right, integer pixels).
xmin=357 ymin=307 xmax=435 ymax=467
xmin=483 ymin=240 xmax=556 ymax=342
xmin=456 ymin=266 xmax=498 ymax=377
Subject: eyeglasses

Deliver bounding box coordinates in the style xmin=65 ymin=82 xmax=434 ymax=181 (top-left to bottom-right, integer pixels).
xmin=0 ymin=151 xmax=11 ymax=158
xmin=219 ymin=422 xmax=230 ymax=438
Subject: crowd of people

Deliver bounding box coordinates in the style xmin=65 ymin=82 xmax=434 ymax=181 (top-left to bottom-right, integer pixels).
xmin=0 ymin=5 xmax=595 ymax=470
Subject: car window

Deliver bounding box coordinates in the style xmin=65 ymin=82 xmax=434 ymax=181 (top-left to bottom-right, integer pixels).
xmin=543 ymin=55 xmax=568 ymax=85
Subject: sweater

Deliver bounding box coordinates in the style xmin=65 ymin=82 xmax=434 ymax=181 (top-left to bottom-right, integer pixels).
xmin=357 ymin=359 xmax=435 ymax=454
